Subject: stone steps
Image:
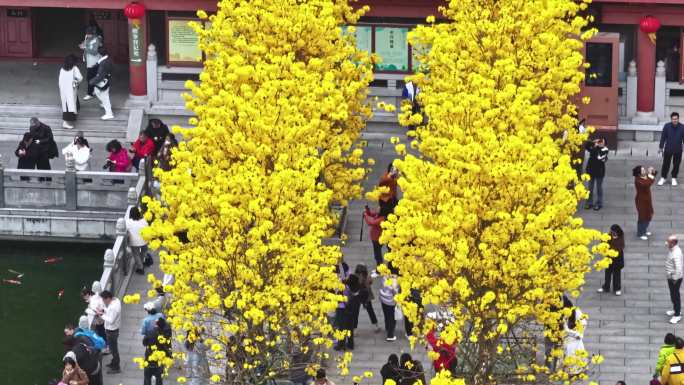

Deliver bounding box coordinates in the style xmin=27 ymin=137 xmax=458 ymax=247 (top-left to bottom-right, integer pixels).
xmin=0 ymin=104 xmax=129 ymax=143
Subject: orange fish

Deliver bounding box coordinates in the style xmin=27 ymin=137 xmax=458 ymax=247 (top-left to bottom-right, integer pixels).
xmin=3 ymin=279 xmax=21 ymax=285
xmin=44 ymin=257 xmax=63 ymax=264
xmin=57 ymin=289 xmax=64 ymax=300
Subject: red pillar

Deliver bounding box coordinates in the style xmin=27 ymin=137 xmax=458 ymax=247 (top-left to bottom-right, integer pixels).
xmin=637 ymin=29 xmax=656 ymax=113
xmin=128 ymin=15 xmax=147 ymax=96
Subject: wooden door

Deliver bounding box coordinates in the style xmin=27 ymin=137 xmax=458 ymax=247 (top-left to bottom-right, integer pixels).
xmin=0 ymin=8 xmax=33 ymax=57
xmin=577 ymin=32 xmax=620 ymax=148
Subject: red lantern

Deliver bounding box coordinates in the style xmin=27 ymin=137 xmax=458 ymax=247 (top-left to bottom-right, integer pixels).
xmin=640 ymin=15 xmax=661 ymax=44
xmin=124 ymin=2 xmax=146 ymax=20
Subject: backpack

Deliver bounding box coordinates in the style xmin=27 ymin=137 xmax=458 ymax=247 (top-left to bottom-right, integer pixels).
xmin=74 ymin=329 xmax=106 ymax=351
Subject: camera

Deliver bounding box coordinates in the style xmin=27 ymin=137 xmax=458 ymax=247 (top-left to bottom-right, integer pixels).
xmin=102 ymin=159 xmax=113 ymax=170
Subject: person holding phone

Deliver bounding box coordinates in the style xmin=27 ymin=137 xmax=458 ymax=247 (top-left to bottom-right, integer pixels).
xmin=584 ymin=137 xmax=609 ymax=211
xmin=598 ymin=224 xmax=624 ymax=295
xmin=633 ymin=165 xmax=657 ymax=240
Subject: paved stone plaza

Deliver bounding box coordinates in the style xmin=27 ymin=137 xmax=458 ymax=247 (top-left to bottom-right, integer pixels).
xmin=104 ymin=137 xmax=682 ymax=385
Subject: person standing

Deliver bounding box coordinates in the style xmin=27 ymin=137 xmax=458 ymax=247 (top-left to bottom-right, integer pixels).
xmin=380 ymin=354 xmax=401 ymax=384
xmin=59 ymin=54 xmax=83 ymax=129
xmin=379 ymin=264 xmax=400 ymax=341
xmin=143 ymin=317 xmax=172 ymax=385
xmin=98 ymin=290 xmax=122 ymax=373
xmin=666 ymin=235 xmax=684 ymax=324
xmin=185 ymin=330 xmax=210 ymax=385
xmin=127 ymin=206 xmax=149 ymax=275
xmin=363 ymin=203 xmax=393 ymax=268
xmin=29 ymin=117 xmax=58 ymax=171
xmin=337 ymin=274 xmax=368 ymax=351
xmin=658 ymin=112 xmax=684 ymax=186
xmin=378 ymin=162 xmax=399 ymax=212
xmin=81 ymin=287 xmax=105 ymax=340
xmin=584 ymin=137 xmax=609 ymax=210
xmin=660 ymin=337 xmax=684 ymax=384
xmin=15 ymin=132 xmax=35 ymax=171
xmin=598 ymin=224 xmax=625 ymax=295
xmin=80 ymin=25 xmax=102 ymax=100
xmin=562 ymin=296 xmax=587 ymax=359
xmin=354 ymin=264 xmax=381 ymax=332
xmin=426 ymin=328 xmax=457 ymax=375
xmin=89 ymin=46 xmax=114 ymax=120
xmin=633 ymin=165 xmax=657 ymax=240
xmin=656 ymin=333 xmax=677 ymax=378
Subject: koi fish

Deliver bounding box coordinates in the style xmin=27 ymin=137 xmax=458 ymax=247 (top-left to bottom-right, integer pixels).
xmin=57 ymin=289 xmax=64 ymax=300
xmin=44 ymin=257 xmax=63 ymax=264
xmin=3 ymin=279 xmax=21 ymax=285
xmin=8 ymin=269 xmax=23 ymax=278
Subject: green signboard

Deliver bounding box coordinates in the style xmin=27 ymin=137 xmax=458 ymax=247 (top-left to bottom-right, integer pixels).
xmin=374 ymin=27 xmax=408 ymax=72
xmin=128 ymin=22 xmax=146 ymax=66
xmin=168 ymin=19 xmax=203 ymax=64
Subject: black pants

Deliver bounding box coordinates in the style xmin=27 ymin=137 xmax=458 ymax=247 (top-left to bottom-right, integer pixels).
xmin=602 ymin=265 xmax=622 ymax=292
xmin=105 ymin=329 xmax=120 ymax=369
xmin=144 ymin=366 xmax=163 ymax=385
xmin=372 ymin=240 xmax=383 ymax=266
xmin=381 ymin=303 xmax=396 ymax=338
xmin=86 ymin=66 xmax=98 ymax=96
xmin=363 ymin=300 xmax=378 ymax=324
xmin=94 ymin=323 xmax=107 ymax=342
xmin=662 ymin=152 xmax=683 ymax=179
xmin=668 ymin=278 xmax=683 ymax=316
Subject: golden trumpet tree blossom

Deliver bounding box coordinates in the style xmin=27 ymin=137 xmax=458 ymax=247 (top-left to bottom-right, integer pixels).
xmin=142 ymin=0 xmax=373 ymax=383
xmin=379 ymin=0 xmax=613 ymax=384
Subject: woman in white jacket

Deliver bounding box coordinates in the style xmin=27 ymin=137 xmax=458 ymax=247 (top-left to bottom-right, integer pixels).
xmin=59 ymin=54 xmax=83 ymax=129
xmin=563 ymin=296 xmax=587 ymax=359
xmin=62 ymin=133 xmax=91 ymax=171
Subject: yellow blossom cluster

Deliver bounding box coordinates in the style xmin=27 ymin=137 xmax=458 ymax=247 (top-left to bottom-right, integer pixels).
xmin=380 ymin=0 xmax=611 ymax=383
xmin=143 ymin=0 xmax=372 ymax=383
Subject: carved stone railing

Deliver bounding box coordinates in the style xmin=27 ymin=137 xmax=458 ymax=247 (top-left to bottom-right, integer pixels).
xmin=0 ymin=155 xmax=141 ymax=210
xmin=97 ymin=157 xmax=152 ymax=297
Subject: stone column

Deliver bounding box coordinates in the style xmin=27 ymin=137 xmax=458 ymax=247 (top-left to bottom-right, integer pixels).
xmin=128 ymin=15 xmax=147 ymax=97
xmin=626 ymin=60 xmax=637 ymax=118
xmin=634 ymin=28 xmax=657 ymax=123
xmin=65 ymin=153 xmax=77 ymax=210
xmin=655 ymin=60 xmax=667 ymax=121
xmin=146 ymin=44 xmax=158 ymax=103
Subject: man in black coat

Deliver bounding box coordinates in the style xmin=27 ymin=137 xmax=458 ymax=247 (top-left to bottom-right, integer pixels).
xmin=335 ymin=274 xmax=369 ymax=351
xmin=584 ymin=137 xmax=609 ymax=211
xmin=658 ymin=111 xmax=684 ymax=186
xmin=89 ymin=46 xmax=114 ymax=120
xmin=28 ymin=117 xmax=57 ymax=171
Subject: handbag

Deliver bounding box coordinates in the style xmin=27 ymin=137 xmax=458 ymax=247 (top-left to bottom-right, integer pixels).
xmin=394 ymin=305 xmax=403 ymax=320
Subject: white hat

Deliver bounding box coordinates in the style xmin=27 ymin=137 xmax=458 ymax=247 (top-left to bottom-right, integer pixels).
xmin=143 ymin=301 xmax=155 ymax=311
xmin=63 ymin=351 xmax=77 ymax=362
xmin=78 ymin=315 xmax=89 ymax=329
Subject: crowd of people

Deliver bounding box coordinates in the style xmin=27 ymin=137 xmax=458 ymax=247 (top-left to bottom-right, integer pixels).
xmin=12 ymin=117 xmax=176 ymax=177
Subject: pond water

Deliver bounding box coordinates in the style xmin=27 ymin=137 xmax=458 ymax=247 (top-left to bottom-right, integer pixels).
xmin=0 ymin=241 xmax=105 ymax=385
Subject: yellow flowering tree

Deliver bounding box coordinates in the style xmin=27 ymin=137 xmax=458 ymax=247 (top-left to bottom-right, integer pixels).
xmin=379 ymin=0 xmax=612 ymax=384
xmin=142 ymin=0 xmax=373 ymax=383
